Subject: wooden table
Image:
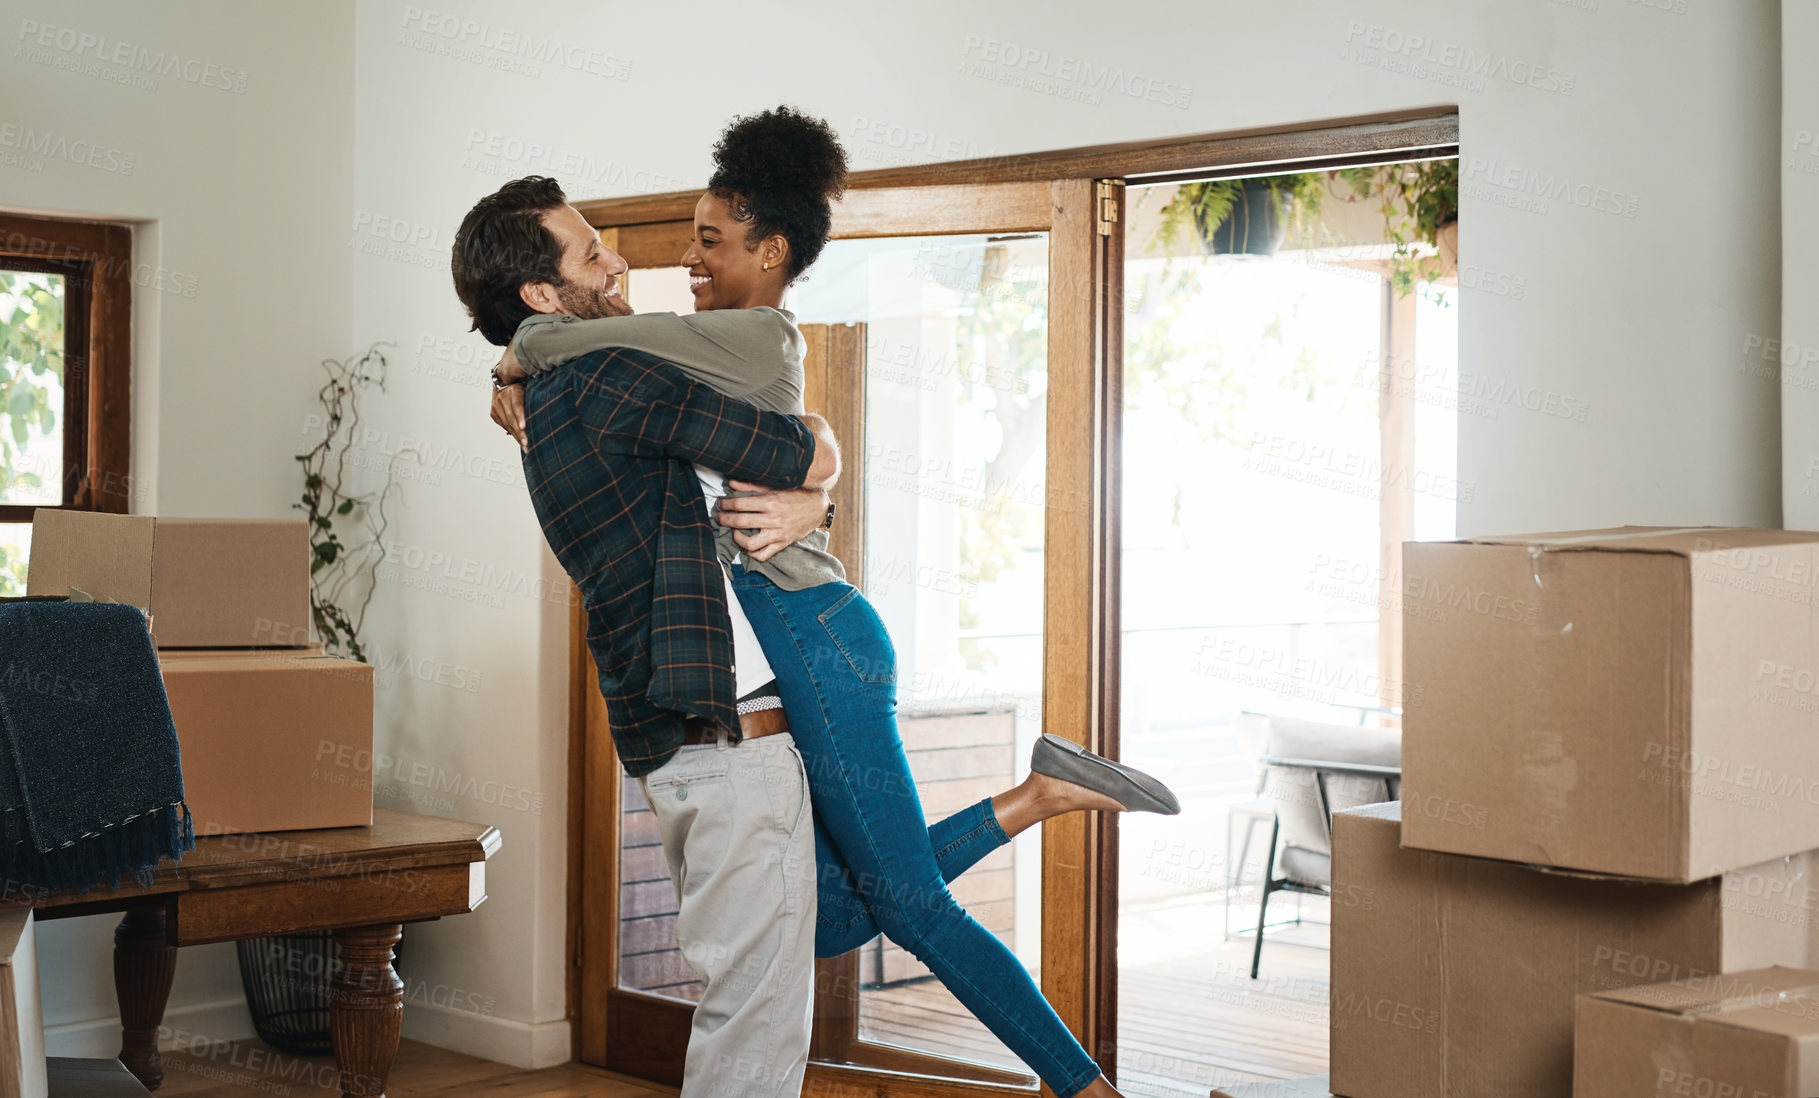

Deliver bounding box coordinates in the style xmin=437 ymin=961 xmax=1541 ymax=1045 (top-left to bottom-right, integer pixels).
xmin=4 ymin=807 xmax=500 ymax=1098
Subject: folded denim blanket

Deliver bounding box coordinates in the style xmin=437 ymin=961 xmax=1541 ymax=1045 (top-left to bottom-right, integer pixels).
xmin=0 ymin=601 xmax=195 ymax=895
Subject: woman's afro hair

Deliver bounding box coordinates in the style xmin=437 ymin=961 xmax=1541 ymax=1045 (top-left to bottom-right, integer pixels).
xmin=706 ymin=105 xmax=849 ymax=279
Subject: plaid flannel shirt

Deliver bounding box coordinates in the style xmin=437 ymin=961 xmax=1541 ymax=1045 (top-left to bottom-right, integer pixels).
xmin=519 ymin=346 xmax=816 ymax=777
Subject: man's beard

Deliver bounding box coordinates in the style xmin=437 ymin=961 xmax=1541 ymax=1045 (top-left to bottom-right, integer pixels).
xmin=555 ymin=276 xmax=632 ymax=319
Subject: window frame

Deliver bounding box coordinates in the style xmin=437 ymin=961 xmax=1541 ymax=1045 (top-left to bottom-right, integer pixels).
xmin=0 ymin=212 xmax=133 ymax=521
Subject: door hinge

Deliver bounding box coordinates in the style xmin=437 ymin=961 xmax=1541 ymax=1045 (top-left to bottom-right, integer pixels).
xmin=1096 ymin=181 xmax=1120 ymax=237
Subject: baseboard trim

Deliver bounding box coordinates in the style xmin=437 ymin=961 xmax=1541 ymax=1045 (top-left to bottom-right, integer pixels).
xmin=47 ymin=997 xmax=571 ymax=1073
xmin=45 ymin=996 xmax=254 ymax=1059
xmin=403 ymin=1002 xmax=573 ymax=1071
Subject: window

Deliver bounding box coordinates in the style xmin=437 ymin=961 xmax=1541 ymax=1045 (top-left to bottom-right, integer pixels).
xmin=0 ymin=213 xmax=132 ymax=595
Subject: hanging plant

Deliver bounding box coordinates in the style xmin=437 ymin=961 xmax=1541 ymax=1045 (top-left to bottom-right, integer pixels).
xmin=294 ymin=343 xmax=401 ymax=662
xmin=1153 ymin=173 xmax=1331 ymax=258
xmin=1346 ymin=159 xmax=1459 ymax=297
xmin=1155 ymin=160 xmax=1459 ymax=297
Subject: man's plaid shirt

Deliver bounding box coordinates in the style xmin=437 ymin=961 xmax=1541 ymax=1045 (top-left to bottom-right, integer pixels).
xmin=519 ymin=346 xmax=816 ymax=777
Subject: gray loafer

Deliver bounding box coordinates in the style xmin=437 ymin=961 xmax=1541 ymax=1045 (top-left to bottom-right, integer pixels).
xmin=1030 ymin=733 xmax=1181 ymax=815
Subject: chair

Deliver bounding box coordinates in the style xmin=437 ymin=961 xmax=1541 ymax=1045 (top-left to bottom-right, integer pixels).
xmin=1221 ymin=712 xmax=1277 ymax=940
xmin=1246 ymin=714 xmax=1401 ymax=979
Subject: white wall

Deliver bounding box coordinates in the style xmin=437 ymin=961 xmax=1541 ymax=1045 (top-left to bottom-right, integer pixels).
xmin=1784 ymin=2 xmax=1819 ymax=525
xmin=3 ymin=0 xmax=1792 ymax=1074
xmin=0 ymin=0 xmax=356 ymax=1059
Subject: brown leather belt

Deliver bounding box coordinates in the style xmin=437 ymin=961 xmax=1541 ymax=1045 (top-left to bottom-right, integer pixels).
xmin=681 ymin=707 xmax=789 ymax=745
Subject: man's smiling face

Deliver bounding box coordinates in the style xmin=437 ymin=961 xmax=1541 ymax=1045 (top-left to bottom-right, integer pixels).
xmin=537 ymin=203 xmax=632 ymax=319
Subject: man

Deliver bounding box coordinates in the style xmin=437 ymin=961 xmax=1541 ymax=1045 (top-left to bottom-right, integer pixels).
xmin=451 ymin=176 xmax=833 ymax=1098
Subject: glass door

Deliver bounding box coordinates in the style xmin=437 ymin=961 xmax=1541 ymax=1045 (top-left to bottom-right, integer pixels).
xmin=792 ymin=233 xmax=1049 ymax=1086
xmin=1112 ymin=166 xmax=1458 ymax=1095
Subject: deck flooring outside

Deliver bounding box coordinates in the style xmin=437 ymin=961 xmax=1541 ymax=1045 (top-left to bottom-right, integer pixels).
xmin=860 ymin=890 xmax=1332 ymax=1097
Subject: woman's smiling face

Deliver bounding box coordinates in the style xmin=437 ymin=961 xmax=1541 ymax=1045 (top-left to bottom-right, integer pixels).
xmin=680 ymin=190 xmax=786 ymax=311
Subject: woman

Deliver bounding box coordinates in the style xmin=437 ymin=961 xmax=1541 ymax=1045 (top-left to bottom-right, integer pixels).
xmin=493 ymin=107 xmax=1172 ymax=1098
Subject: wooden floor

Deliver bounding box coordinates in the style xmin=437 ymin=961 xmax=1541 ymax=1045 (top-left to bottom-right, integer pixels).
xmin=155 ymin=1037 xmax=674 ymax=1098
xmin=155 ymin=896 xmax=1323 ymax=1098
xmin=860 ymin=891 xmax=1332 ymax=1097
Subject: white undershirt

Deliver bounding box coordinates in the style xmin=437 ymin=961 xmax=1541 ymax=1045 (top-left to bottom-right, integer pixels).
xmin=697 ymin=463 xmax=775 ymax=697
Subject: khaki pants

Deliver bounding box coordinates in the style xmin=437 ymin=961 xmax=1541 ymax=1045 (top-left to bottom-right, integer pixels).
xmin=638 ymin=731 xmax=816 ymax=1098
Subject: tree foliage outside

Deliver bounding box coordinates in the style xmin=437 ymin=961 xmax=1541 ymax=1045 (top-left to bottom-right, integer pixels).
xmin=942 ymin=234 xmax=1383 ymax=668
xmin=949 ymin=244 xmax=1050 ymax=673
xmin=0 ymin=270 xmax=66 ymax=596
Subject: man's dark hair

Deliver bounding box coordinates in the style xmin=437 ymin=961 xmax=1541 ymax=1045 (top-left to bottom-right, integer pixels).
xmin=451 ymin=175 xmax=569 ymax=346
xmin=708 ymin=106 xmax=848 ymax=279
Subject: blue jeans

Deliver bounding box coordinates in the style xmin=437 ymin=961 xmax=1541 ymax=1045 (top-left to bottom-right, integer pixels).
xmin=729 ymin=565 xmax=1102 ymax=1098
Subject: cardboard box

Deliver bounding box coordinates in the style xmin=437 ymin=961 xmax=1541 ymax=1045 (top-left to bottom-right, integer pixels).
xmin=45 ymin=1059 xmax=148 ymax=1097
xmin=27 ymin=511 xmax=312 ymax=648
xmin=1575 ymin=966 xmax=1819 ymax=1098
xmin=0 ymin=911 xmax=45 ymax=1098
xmin=160 ymin=652 xmax=374 ymax=834
xmin=1330 ymin=803 xmax=1819 ymax=1098
xmin=1402 ymin=526 xmax=1819 ymax=882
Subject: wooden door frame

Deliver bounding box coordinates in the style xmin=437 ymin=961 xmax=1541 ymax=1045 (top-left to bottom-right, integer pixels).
xmin=566 ymin=107 xmax=1463 ymax=1094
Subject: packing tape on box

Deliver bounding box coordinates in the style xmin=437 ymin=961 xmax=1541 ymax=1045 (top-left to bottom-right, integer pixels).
xmin=1685 ymin=983 xmax=1819 ymax=1019
xmin=1620 ymin=978 xmax=1819 ymax=1019
xmin=64 ymin=586 xmax=153 ymax=630
xmin=1518 ymin=527 xmax=1716 ymax=547
xmin=1526 ymin=546 xmax=1575 ymax=637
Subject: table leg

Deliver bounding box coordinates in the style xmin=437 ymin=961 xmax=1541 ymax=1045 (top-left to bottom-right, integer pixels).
xmin=330 ymin=923 xmax=404 ymax=1098
xmin=114 ymin=903 xmax=176 ymax=1090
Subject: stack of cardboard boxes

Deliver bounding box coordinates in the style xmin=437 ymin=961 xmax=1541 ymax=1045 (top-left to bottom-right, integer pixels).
xmin=1329 ymin=527 xmax=1819 ymax=1097
xmin=26 ymin=510 xmax=374 ymax=836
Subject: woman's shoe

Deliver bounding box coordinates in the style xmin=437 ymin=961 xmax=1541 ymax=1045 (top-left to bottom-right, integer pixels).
xmin=1029 ymin=733 xmax=1181 ymax=815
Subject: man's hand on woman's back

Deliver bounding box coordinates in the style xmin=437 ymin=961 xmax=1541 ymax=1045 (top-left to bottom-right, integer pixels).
xmin=718 ymin=483 xmax=832 ymax=562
